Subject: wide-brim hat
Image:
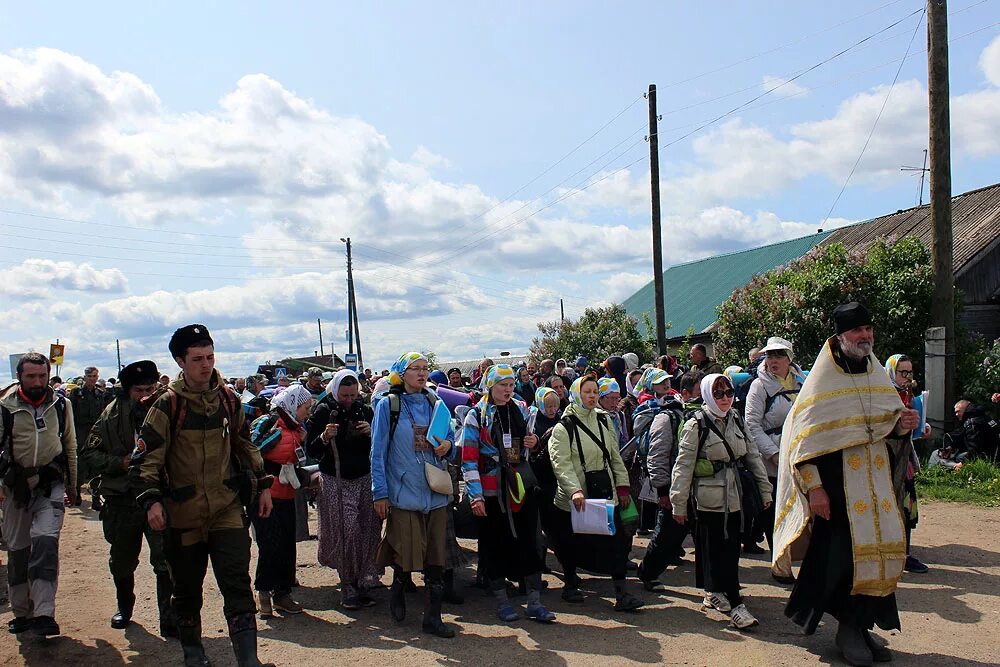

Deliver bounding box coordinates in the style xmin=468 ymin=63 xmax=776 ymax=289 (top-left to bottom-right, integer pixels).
xmin=760 ymin=336 xmax=794 ymax=358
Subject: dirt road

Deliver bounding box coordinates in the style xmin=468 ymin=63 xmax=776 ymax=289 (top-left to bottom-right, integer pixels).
xmin=2 ymin=501 xmax=997 ymax=666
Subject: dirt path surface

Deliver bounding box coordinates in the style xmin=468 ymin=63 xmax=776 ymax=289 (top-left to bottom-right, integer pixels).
xmin=2 ymin=501 xmax=997 ymax=666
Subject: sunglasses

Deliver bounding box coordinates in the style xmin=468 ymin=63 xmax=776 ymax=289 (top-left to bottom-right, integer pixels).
xmin=712 ymin=388 xmax=736 ymax=400
xmin=897 ymin=370 xmax=913 ymax=378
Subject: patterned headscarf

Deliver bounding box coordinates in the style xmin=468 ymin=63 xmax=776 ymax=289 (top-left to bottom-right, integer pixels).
xmin=597 ymin=377 xmax=621 ymax=397
xmin=270 ymin=384 xmax=313 ymax=421
xmin=635 ymin=367 xmax=669 ymax=395
xmin=569 ymin=376 xmax=598 ymax=408
xmin=478 ymin=364 xmax=517 ymax=408
xmin=884 ymin=353 xmax=905 ymax=389
xmin=388 ymin=352 xmax=427 ymax=386
xmin=534 ymin=386 xmax=557 ymax=411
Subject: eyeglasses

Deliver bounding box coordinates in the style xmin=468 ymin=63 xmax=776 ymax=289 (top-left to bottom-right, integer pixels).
xmin=897 ymin=370 xmax=913 ymax=378
xmin=712 ymin=389 xmax=736 ymax=400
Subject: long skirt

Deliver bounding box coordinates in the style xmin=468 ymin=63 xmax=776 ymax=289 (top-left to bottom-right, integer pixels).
xmin=317 ymin=473 xmax=384 ymax=596
xmin=548 ymin=505 xmax=629 ymax=580
xmin=694 ymin=510 xmax=743 ymax=606
xmin=477 ymin=495 xmax=542 ymax=584
xmin=251 ymin=497 xmax=297 ymax=596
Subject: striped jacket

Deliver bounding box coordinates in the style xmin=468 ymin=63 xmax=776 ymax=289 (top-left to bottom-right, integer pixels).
xmin=460 ymin=399 xmax=530 ymax=501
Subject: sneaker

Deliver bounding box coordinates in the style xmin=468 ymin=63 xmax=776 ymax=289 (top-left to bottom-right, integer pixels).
xmin=341 ymin=595 xmax=362 ymax=611
xmin=905 ymin=555 xmax=929 ymax=574
xmin=272 ymin=594 xmax=304 ymax=614
xmin=258 ymin=592 xmax=273 ymax=619
xmin=32 ymin=616 xmax=60 ymax=637
xmin=8 ymin=617 xmax=31 ymax=634
xmin=703 ymin=593 xmax=731 ymax=613
xmin=729 ymin=603 xmax=759 ymax=630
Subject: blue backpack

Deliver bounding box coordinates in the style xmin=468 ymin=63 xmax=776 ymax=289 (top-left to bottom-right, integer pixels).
xmin=250 ymin=412 xmax=282 ymax=453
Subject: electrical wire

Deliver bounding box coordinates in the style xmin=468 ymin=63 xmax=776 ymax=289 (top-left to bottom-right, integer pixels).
xmin=821 ymin=7 xmax=928 ymax=226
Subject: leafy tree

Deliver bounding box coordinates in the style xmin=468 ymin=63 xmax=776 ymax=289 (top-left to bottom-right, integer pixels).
xmin=421 ymin=350 xmax=440 ymax=371
xmin=714 ymin=238 xmax=935 ymax=371
xmin=530 ymin=304 xmax=653 ymax=367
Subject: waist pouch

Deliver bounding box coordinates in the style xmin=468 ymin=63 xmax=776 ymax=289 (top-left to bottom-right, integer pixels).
xmin=694 ymin=458 xmax=724 ymax=478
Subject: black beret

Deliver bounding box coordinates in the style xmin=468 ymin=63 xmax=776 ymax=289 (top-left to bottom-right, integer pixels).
xmin=168 ymin=324 xmax=214 ymax=359
xmin=120 ymin=360 xmax=159 ymax=390
xmin=833 ymin=301 xmax=873 ymax=334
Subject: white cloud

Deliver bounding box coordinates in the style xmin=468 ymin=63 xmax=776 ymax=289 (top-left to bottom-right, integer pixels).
xmin=0 ymin=259 xmax=128 ymax=298
xmin=979 ymin=33 xmax=1000 ymax=87
xmin=601 ymin=272 xmax=653 ymax=303
xmin=761 ymin=75 xmax=809 ymax=97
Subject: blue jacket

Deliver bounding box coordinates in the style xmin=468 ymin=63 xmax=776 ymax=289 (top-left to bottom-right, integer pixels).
xmin=370 ymin=390 xmax=456 ymax=513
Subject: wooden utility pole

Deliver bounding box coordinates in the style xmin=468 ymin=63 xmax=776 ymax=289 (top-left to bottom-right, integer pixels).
xmin=927 ymin=0 xmax=954 ymax=429
xmin=317 ymin=318 xmax=325 ymax=357
xmin=648 ymin=84 xmax=667 ymax=356
xmin=560 ymin=298 xmax=565 ymax=322
xmin=342 ymin=237 xmax=364 ymax=370
xmin=116 ymin=338 xmax=122 ymax=371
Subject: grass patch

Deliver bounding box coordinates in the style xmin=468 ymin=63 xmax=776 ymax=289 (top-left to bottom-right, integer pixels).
xmin=916 ymin=458 xmax=1000 ymax=507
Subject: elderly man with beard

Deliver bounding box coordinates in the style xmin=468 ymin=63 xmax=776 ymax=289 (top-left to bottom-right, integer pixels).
xmin=80 ymin=360 xmax=177 ymax=636
xmin=772 ymin=303 xmax=920 ymax=666
xmin=1 ymin=352 xmax=77 ymax=637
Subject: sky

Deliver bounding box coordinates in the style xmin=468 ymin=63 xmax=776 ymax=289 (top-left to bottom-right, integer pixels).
xmin=1 ymin=0 xmax=999 ymax=381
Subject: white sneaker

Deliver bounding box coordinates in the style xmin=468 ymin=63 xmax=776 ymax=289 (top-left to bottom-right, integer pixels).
xmin=702 ymin=593 xmax=731 ymax=613
xmin=729 ymin=603 xmax=759 ymax=629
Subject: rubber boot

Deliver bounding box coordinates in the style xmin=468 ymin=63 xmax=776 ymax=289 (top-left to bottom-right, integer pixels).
xmin=177 ymin=617 xmax=211 ymax=667
xmin=442 ymin=569 xmax=464 ymax=605
xmin=111 ymin=574 xmax=135 ymax=629
xmin=389 ymin=575 xmax=407 ymax=622
xmin=156 ymin=573 xmax=178 ymax=638
xmin=421 ymin=581 xmax=456 ymax=638
xmin=227 ymin=613 xmax=276 ymax=667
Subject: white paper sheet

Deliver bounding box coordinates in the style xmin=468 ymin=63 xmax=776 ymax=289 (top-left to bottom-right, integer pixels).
xmin=570 ymin=499 xmax=616 ymax=535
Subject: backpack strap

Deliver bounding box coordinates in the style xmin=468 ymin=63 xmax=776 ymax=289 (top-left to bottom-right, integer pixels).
xmin=1 ymin=405 xmax=13 ymax=452
xmin=387 ymin=389 xmax=438 ymax=445
xmin=763 ymin=388 xmax=800 ymax=415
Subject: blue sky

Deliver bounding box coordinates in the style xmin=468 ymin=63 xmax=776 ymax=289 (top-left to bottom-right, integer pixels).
xmin=1 ymin=1 xmax=999 ymax=380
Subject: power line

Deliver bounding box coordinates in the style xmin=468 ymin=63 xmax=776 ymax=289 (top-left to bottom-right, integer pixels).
xmin=821 ymin=7 xmax=928 ymax=226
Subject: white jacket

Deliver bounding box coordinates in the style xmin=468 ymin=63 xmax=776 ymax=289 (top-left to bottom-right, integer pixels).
xmin=744 ymin=362 xmax=805 ymax=478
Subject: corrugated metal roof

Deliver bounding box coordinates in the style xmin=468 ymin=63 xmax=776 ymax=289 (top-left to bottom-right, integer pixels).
xmin=820 ymin=182 xmax=1000 ymax=276
xmin=623 ymin=231 xmax=834 ymax=339
xmin=622 ymin=182 xmax=1000 ymax=340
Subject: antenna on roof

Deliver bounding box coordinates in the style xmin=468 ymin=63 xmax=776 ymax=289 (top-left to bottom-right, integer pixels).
xmin=900 ymin=149 xmax=930 ymax=206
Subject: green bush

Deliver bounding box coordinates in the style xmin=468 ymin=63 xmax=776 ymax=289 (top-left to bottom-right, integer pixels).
xmin=916 ymin=458 xmax=1000 ymax=507
xmin=714 ymin=238 xmax=934 ymax=369
xmin=531 ymin=304 xmax=654 ymax=367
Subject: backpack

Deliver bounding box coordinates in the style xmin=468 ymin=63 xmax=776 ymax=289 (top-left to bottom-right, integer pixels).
xmin=250 ymin=412 xmax=282 ymax=453
xmin=629 ymin=398 xmax=684 ymax=471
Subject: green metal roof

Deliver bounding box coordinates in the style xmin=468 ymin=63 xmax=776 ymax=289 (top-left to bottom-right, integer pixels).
xmin=623 ymin=231 xmax=834 ymax=340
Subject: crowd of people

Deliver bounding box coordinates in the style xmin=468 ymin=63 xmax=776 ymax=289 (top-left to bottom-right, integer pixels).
xmin=2 ymin=305 xmax=999 ymax=667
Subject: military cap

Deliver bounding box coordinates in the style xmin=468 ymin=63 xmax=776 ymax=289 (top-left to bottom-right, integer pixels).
xmin=168 ymin=324 xmax=214 ymax=359
xmin=119 ymin=360 xmax=160 ymax=389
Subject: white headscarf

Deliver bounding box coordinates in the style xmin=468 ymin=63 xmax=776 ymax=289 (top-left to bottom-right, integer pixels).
xmin=270 ymin=383 xmax=313 ymax=419
xmin=325 ymin=368 xmax=358 ymax=404
xmin=700 ymin=373 xmax=733 ymax=420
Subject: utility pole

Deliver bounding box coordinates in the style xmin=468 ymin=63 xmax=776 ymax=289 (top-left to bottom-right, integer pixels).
xmin=647 ymin=84 xmax=667 ymax=356
xmin=341 ymin=237 xmax=364 ymax=370
xmin=560 ymin=298 xmax=565 ymax=322
xmin=927 ymin=0 xmax=954 ymax=429
xmin=116 ymin=338 xmax=122 ymax=371
xmin=317 ymin=318 xmax=325 ymax=357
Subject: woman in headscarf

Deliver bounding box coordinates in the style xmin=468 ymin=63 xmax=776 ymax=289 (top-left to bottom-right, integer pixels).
xmin=253 ymin=384 xmax=314 ymax=618
xmin=306 ymin=369 xmax=382 ymax=610
xmin=546 ymin=376 xmax=644 ymax=612
xmin=604 ymin=356 xmax=628 ymax=396
xmin=370 ymin=352 xmax=458 ymax=638
xmin=461 ymin=365 xmax=555 ymax=623
xmin=514 ymin=365 xmax=536 ymax=404
xmin=743 ymin=337 xmax=806 ymax=563
xmin=669 ymin=374 xmax=772 ymax=630
xmin=885 ymin=354 xmax=928 ymax=574
xmin=544 ymin=374 xmax=570 ymax=411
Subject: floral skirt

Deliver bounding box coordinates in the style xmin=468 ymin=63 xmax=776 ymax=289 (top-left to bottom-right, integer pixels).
xmin=316 ymin=473 xmax=384 ymax=595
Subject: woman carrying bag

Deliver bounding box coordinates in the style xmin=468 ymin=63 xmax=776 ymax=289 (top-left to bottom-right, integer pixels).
xmin=370 ymin=352 xmax=458 ymax=638
xmin=461 ymin=365 xmax=556 ymax=624
xmin=306 ymin=369 xmax=383 ymax=610
xmin=547 ymin=376 xmax=644 ymax=612
xmin=670 ymin=373 xmax=773 ymax=630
